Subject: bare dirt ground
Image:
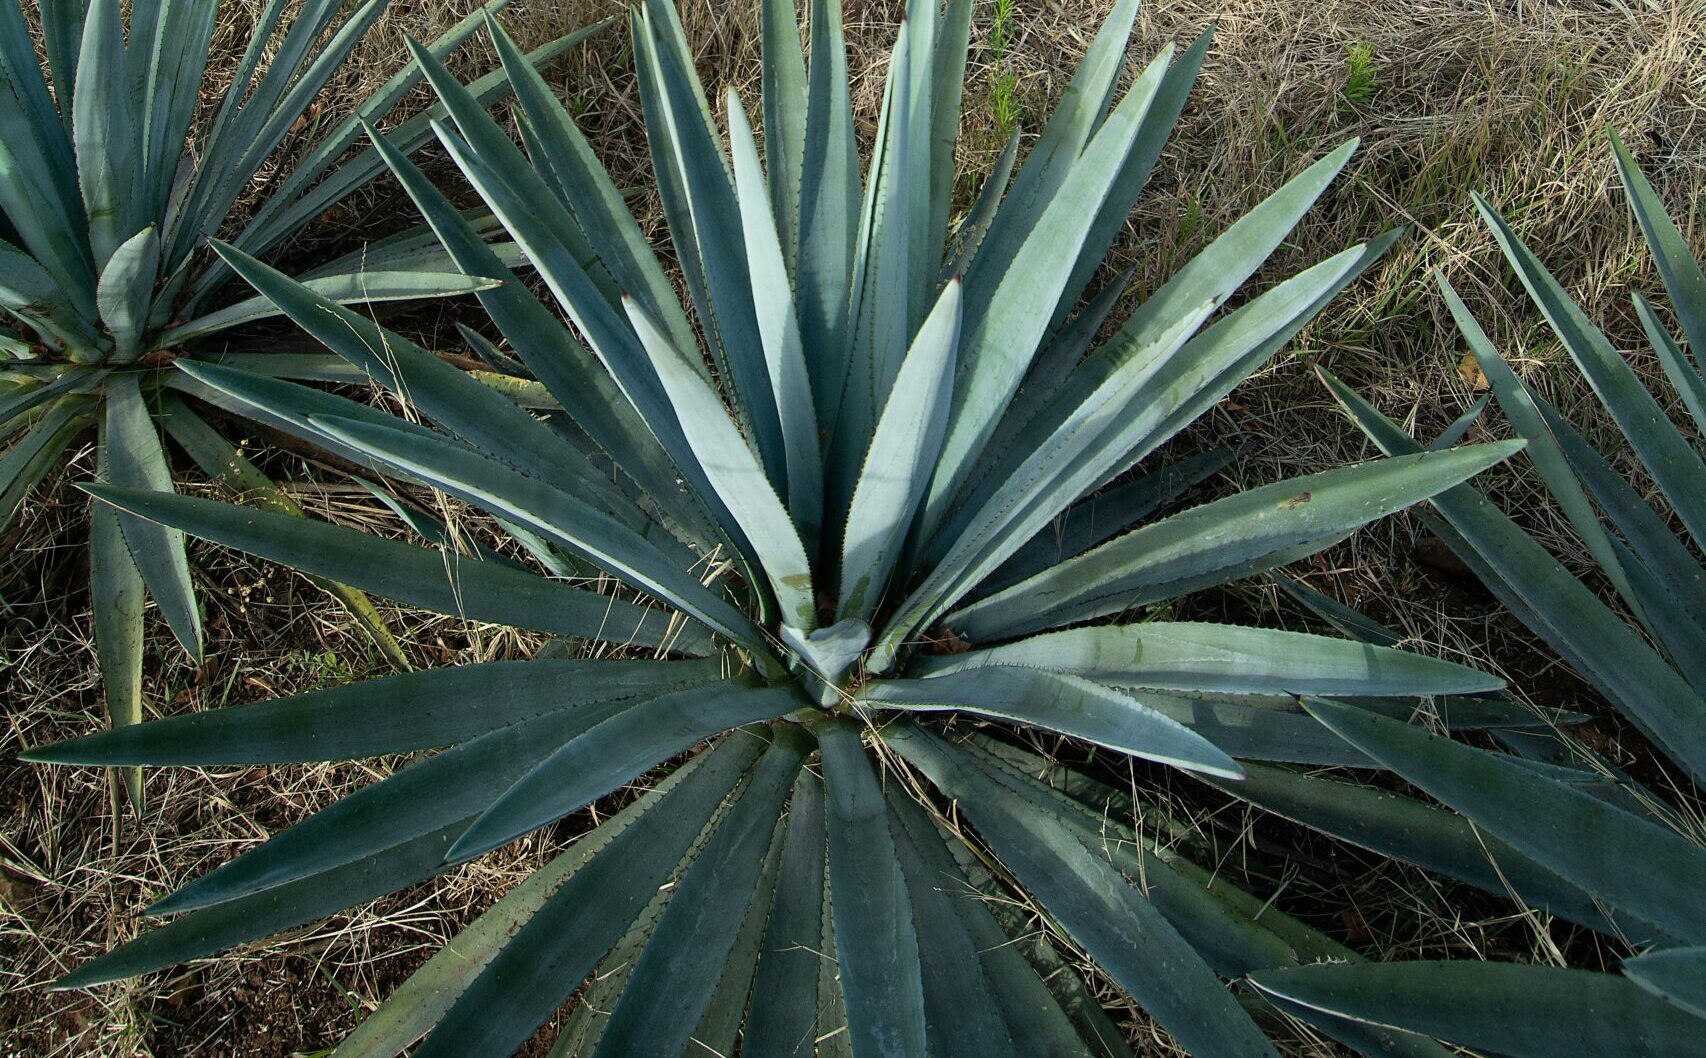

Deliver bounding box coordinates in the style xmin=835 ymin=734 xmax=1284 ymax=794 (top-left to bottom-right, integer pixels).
xmin=3 ymin=0 xmax=1703 ymax=1054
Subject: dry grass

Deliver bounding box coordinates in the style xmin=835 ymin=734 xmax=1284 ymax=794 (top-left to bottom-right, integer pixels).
xmin=3 ymin=0 xmax=1704 ymax=1055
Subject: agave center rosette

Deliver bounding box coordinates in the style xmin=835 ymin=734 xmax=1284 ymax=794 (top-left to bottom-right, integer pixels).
xmin=32 ymin=1 xmax=1527 ymax=1055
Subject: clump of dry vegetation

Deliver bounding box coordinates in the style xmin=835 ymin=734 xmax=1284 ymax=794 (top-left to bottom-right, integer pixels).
xmin=2 ymin=1 xmax=1701 ymax=1055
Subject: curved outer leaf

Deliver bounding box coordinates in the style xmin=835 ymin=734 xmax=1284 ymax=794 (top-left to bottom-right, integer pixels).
xmin=445 ymin=684 xmax=800 ymax=863
xmin=949 ymin=443 xmax=1522 ymax=643
xmin=1624 ymin=947 xmax=1706 ymax=1020
xmin=914 ymin=622 xmax=1501 ymax=697
xmin=1 ymin=396 xmax=90 ymax=530
xmin=818 ymin=718 xmax=928 ymax=1058
xmin=80 ymin=485 xmax=704 ymax=655
xmin=104 ymin=376 xmax=201 ymax=661
xmin=886 ymin=725 xmax=1281 ymax=1058
xmin=863 ymin=667 xmax=1241 ymax=778
xmin=1304 ymin=698 xmax=1706 ymax=943
xmin=590 ymin=733 xmax=806 ymax=1056
xmin=1248 ymin=961 xmax=1706 ymax=1058
xmin=400 ymin=732 xmax=764 ymax=1058
xmin=22 ymin=658 xmax=719 ymax=767
xmin=839 ymin=280 xmax=962 ymax=620
xmin=623 ymin=298 xmax=817 ymax=630
xmin=327 ymin=743 xmax=718 ymax=1058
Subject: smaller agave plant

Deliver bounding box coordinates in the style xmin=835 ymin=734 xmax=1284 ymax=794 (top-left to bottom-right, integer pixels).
xmin=27 ymin=1 xmax=1532 ymax=1055
xmin=1267 ymin=133 xmax=1706 ymax=1056
xmin=0 ymin=0 xmax=590 ymax=800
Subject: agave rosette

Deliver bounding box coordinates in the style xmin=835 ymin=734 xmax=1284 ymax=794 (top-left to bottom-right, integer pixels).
xmin=28 ymin=1 xmax=1540 ymax=1054
xmin=0 ymin=0 xmax=594 ymax=792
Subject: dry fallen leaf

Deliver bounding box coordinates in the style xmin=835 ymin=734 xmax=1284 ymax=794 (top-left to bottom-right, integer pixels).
xmin=1458 ymin=352 xmax=1489 ymax=391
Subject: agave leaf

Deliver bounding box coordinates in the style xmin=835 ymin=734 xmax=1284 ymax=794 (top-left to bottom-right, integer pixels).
xmin=228 ymin=2 xmax=575 ymax=264
xmin=759 ymin=0 xmax=808 ymax=263
xmin=1474 ymin=193 xmax=1706 ymax=553
xmin=304 ymin=414 xmax=769 ymax=653
xmin=980 ymin=447 xmax=1233 ymax=598
xmin=796 ymin=0 xmax=861 ymax=423
xmin=1205 ymin=761 xmax=1650 ymax=941
xmin=209 ymin=243 xmax=647 ymax=532
xmin=70 ymin=0 xmax=135 ymax=268
xmin=941 ymin=126 xmax=1021 ymax=283
xmin=921 ymin=48 xmax=1171 ymax=539
xmin=0 ymin=398 xmax=91 ymax=533
xmin=446 ymin=684 xmax=800 ymax=863
xmin=950 ymin=443 xmax=1521 ymax=642
xmin=1051 ymin=30 xmax=1213 ymax=330
xmin=728 ymin=88 xmax=824 ymax=536
xmin=634 ymin=3 xmax=785 ymax=481
xmin=94 ymin=227 xmax=159 ymax=363
xmin=743 ymin=771 xmax=829 ymax=1058
xmin=688 ymin=812 xmax=787 ymax=1057
xmin=933 ymin=232 xmax=1396 ymax=580
xmin=1323 ymin=371 xmax=1706 ymax=778
xmin=884 ymin=789 xmax=1019 ymax=1057
xmin=1624 ymin=947 xmax=1706 ymax=1020
xmin=589 ymin=734 xmax=806 ymax=1056
xmin=1438 ymin=273 xmax=1643 ymax=618
xmin=82 ymin=484 xmax=702 ymax=654
xmin=865 ymin=667 xmax=1241 ymax=778
xmin=55 ymin=816 xmax=472 ymax=989
xmin=136 ymin=0 xmax=218 ymax=218
xmin=1248 ymin=961 xmax=1706 ymax=1058
xmin=0 ymin=369 xmax=102 ymax=434
xmin=103 ymin=377 xmax=200 ymax=660
xmin=1635 ymin=292 xmax=1706 ymax=436
xmin=22 ymin=658 xmax=719 ymax=767
xmin=962 ymin=0 xmax=1140 ymax=313
xmin=358 ymin=120 xmax=725 ymax=553
xmin=1305 ymin=697 xmax=1706 ymax=943
xmin=1609 ymin=130 xmax=1706 ymax=358
xmin=624 ymin=298 xmax=817 ymax=629
xmin=887 ymin=789 xmax=1107 ymax=1058
xmin=89 ymin=424 xmax=145 ymax=813
xmin=0 ymin=238 xmax=103 ymax=352
xmin=887 ymin=725 xmax=1281 ymax=1058
xmin=874 ymin=303 xmax=1215 ymax=666
xmin=916 ymin=622 xmax=1500 ymax=697
xmin=142 ymin=685 xmax=717 ymax=918
xmin=159 ymin=271 xmax=501 ymax=346
xmin=985 ymin=268 xmax=1135 ymax=466
xmin=819 ymin=718 xmax=929 ymax=1058
xmin=405 ymin=733 xmax=762 ymax=1058
xmin=839 ymin=280 xmax=962 ymax=620
xmin=1272 ymin=573 xmax=1402 ymax=647
xmin=328 ymin=745 xmax=719 ymax=1058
